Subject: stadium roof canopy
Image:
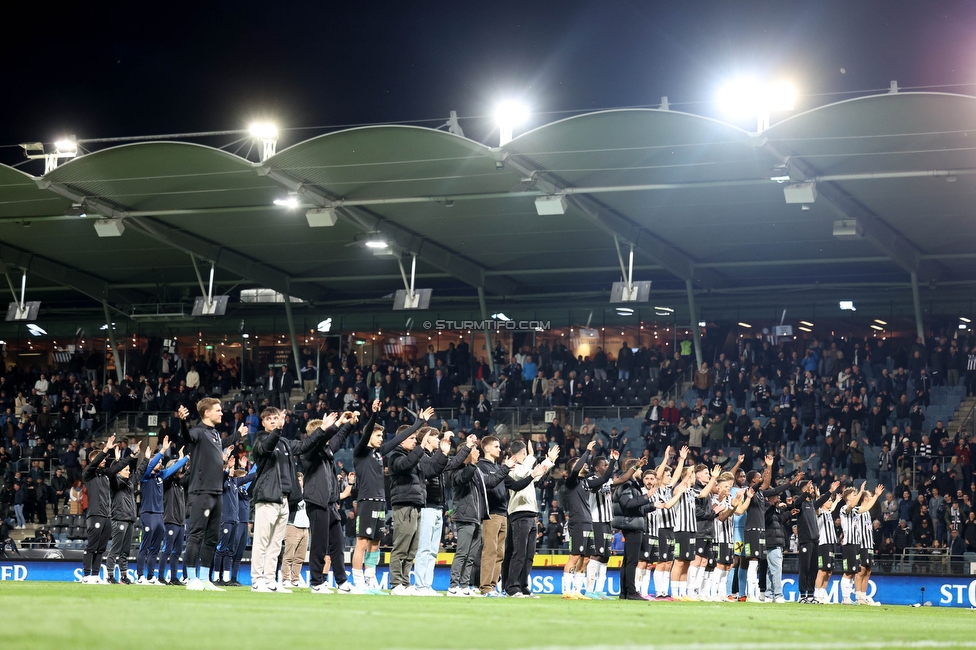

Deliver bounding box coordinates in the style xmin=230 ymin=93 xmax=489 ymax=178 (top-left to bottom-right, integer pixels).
xmin=1 ymin=91 xmax=976 ymax=337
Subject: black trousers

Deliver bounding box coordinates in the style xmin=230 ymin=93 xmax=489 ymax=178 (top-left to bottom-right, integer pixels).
xmin=326 ymin=506 xmax=348 ymax=585
xmin=503 ymin=515 xmax=536 ymax=595
xmin=106 ymin=519 xmax=135 ymax=576
xmin=307 ymin=502 xmax=331 ymax=587
xmin=185 ymin=493 xmax=222 ymax=570
xmin=84 ymin=515 xmax=111 ymax=576
xmin=798 ymin=540 xmax=817 ymax=596
xmin=620 ymin=532 xmax=642 ymax=599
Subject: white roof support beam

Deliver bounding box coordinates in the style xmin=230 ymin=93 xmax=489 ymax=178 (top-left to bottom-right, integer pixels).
xmin=259 ymin=167 xmax=517 ymax=296
xmin=763 ymin=142 xmax=941 ymax=282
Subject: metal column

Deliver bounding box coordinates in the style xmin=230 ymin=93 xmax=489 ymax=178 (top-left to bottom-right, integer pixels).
xmin=685 ymin=280 xmax=704 ymax=370
xmin=102 ymin=300 xmax=123 ymax=383
xmin=910 ymin=272 xmax=925 ymax=340
xmin=478 ymin=287 xmax=495 ymax=376
xmin=282 ymin=293 xmax=303 ymax=389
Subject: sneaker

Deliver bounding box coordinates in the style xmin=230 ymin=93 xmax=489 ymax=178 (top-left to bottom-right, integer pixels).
xmin=464 ymin=588 xmax=483 ymax=597
xmin=640 ymin=594 xmax=655 ymax=601
xmin=81 ymin=575 xmax=95 ymax=584
xmin=773 ymin=596 xmax=787 ymax=604
xmin=202 ymin=580 xmax=225 ymax=592
xmin=186 ymin=578 xmax=205 ymax=591
xmin=447 ymin=587 xmax=466 ymax=597
xmin=584 ymin=591 xmax=602 ymax=600
xmin=136 ymin=576 xmax=150 ymax=585
xmin=561 ymin=592 xmax=577 ymax=600
xmin=107 ymin=576 xmax=119 ymax=585
xmin=147 ymin=577 xmax=160 ymax=586
xmin=522 ymin=592 xmax=540 ymax=599
xmin=510 ymin=592 xmax=528 ymax=598
xmin=865 ymin=596 xmax=881 ymax=606
xmin=485 ymin=591 xmax=506 ymax=598
xmin=290 ymin=580 xmax=301 ymax=588
xmin=170 ymin=577 xmax=187 ymax=586
xmin=336 ymin=581 xmax=364 ymax=595
xmin=655 ymin=595 xmax=674 ymax=602
xmin=252 ymin=581 xmax=274 ymax=593
xmin=273 ymin=582 xmax=293 ymax=594
xmin=120 ymin=576 xmax=133 ymax=585
xmin=418 ymin=587 xmax=443 ymax=597
xmin=311 ymin=584 xmax=334 ymax=594
xmin=227 ymin=580 xmax=242 ymax=587
xmin=727 ymin=594 xmax=738 ymax=601
xmin=391 ymin=585 xmax=410 ymax=596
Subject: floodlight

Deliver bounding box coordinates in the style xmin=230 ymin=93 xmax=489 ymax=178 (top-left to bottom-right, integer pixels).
xmin=365 ymin=240 xmax=388 ymax=249
xmin=26 ymin=324 xmax=47 ymax=336
xmin=738 ymin=322 xmax=752 ymax=328
xmin=491 ymin=313 xmax=512 ymax=322
xmin=874 ymin=319 xmax=887 ymax=325
xmin=870 ymin=324 xmax=884 ymax=331
xmin=495 ymin=101 xmax=530 ymax=146
xmin=316 ymin=318 xmax=333 ymax=333
xmin=54 ymin=139 xmax=77 ymax=153
xmin=800 ymin=321 xmax=814 ymax=327
xmin=840 ymin=301 xmax=856 ymax=311
xmin=960 ymin=317 xmax=972 ymax=323
xmin=535 ymin=195 xmax=568 ymax=215
xmin=616 ymin=307 xmax=634 ymax=315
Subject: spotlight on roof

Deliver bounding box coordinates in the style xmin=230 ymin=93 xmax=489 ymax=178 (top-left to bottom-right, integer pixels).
xmin=616 ymin=307 xmax=634 ymax=316
xmin=306 ymin=207 xmax=337 ymax=227
xmin=870 ymin=324 xmax=884 ymax=331
xmin=874 ymin=319 xmax=888 ymax=325
xmin=54 ymin=139 xmax=78 ymax=153
xmin=364 ymin=239 xmax=388 ymax=249
xmin=840 ymin=301 xmax=856 ymax=311
xmin=800 ymin=320 xmax=814 ymax=327
xmin=26 ymin=323 xmax=47 ymax=336
xmin=495 ymin=101 xmax=530 ymax=146
xmin=316 ymin=318 xmax=333 ymax=333
xmin=738 ymin=322 xmax=752 ymax=328
xmin=535 ymin=195 xmax=568 ymax=216
xmin=960 ymin=317 xmax=972 ymax=323
xmin=491 ymin=313 xmax=512 ymax=322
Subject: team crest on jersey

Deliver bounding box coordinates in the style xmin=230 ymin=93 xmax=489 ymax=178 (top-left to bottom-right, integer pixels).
xmin=204 ymin=509 xmax=211 ymax=517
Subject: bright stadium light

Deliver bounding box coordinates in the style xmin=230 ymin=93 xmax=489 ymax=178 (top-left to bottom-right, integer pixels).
xmin=495 ymin=101 xmax=530 ymax=146
xmin=273 ymin=196 xmax=300 ymax=209
xmin=717 ymin=79 xmax=797 ymax=132
xmin=54 ymin=139 xmax=78 ymax=153
xmin=364 ymin=240 xmax=388 ymax=249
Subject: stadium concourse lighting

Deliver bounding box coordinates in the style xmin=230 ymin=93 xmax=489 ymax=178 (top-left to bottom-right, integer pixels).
xmin=273 ymin=196 xmax=300 ymax=209
xmin=250 ymin=122 xmax=278 ymax=161
xmin=717 ymin=79 xmax=797 ymax=132
xmin=495 ymin=101 xmax=530 ymax=146
xmin=364 ymin=239 xmax=388 ymax=249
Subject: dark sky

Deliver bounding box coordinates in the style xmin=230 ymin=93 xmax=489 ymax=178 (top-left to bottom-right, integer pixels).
xmin=2 ymin=0 xmax=975 ymax=163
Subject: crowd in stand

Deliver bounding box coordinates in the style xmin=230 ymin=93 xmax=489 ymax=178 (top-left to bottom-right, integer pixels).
xmin=2 ymin=330 xmax=976 ymax=581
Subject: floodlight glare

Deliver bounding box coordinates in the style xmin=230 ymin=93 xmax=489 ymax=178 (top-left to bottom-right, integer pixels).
xmin=839 ymin=301 xmax=856 ymax=311
xmin=273 ymin=197 xmax=300 ymax=208
xmin=54 ymin=139 xmax=77 ymax=153
xmin=249 ymin=122 xmax=278 ymax=140
xmin=495 ymin=101 xmax=530 ymax=146
xmin=316 ymin=318 xmax=333 ymax=333
xmin=364 ymin=240 xmax=388 ymax=249
xmin=717 ymin=79 xmax=797 ymax=131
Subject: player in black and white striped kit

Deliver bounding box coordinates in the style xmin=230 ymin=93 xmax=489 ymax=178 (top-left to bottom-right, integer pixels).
xmin=815 ymin=488 xmax=842 ymax=603
xmin=670 ymin=463 xmax=719 ymax=600
xmin=857 ymin=484 xmax=884 ymax=605
xmin=705 ymin=471 xmax=745 ymax=601
xmin=839 ymin=486 xmax=866 ymax=604
xmin=583 ymin=449 xmax=623 ymax=599
xmin=650 ymin=447 xmax=677 ymax=599
xmin=635 ymin=469 xmax=660 ymax=599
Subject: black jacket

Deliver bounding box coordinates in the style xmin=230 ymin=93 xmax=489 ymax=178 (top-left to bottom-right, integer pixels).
xmin=163 ymin=473 xmax=188 ymax=526
xmin=764 ymin=502 xmax=791 ymax=549
xmin=82 ymin=451 xmax=113 ymax=518
xmin=252 ymin=429 xmax=306 ymax=507
xmin=389 ymin=445 xmax=450 ymax=508
xmin=478 ymin=458 xmax=514 ymax=516
xmin=613 ymin=478 xmax=650 ymax=532
xmin=794 ymin=490 xmax=833 ymax=543
xmin=184 ymin=420 xmax=243 ymax=495
xmin=300 ymin=422 xmax=353 ymax=508
xmin=452 ymin=462 xmax=510 ymax=524
xmin=108 ymin=454 xmax=140 ymax=522
xmin=425 ymin=444 xmax=472 ymax=508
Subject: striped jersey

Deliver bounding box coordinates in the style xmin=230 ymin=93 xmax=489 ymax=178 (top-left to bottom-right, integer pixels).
xmin=839 ymin=505 xmax=864 ymax=546
xmin=671 ymin=486 xmax=699 ymax=533
xmin=714 ymin=495 xmax=735 ymax=544
xmin=817 ymin=508 xmax=837 ymax=545
xmin=587 ymin=480 xmax=614 ymax=524
xmin=859 ymin=510 xmax=874 ymax=550
xmin=653 ymin=485 xmax=674 ymax=529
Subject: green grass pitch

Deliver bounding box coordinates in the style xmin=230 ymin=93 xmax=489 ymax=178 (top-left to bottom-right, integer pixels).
xmin=3 ymin=583 xmax=976 ymax=649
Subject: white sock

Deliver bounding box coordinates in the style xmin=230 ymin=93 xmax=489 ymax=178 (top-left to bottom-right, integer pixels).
xmin=352 ymin=568 xmax=365 ymax=588
xmin=675 ymin=580 xmax=686 ymax=597
xmin=364 ymin=566 xmax=377 ymax=587
xmin=698 ymin=570 xmax=711 ymax=597
xmin=585 ymin=562 xmax=599 ymax=592
xmin=746 ymin=562 xmax=759 ymax=598
xmin=596 ymin=563 xmax=608 ymax=593
xmin=562 ymin=572 xmax=572 ymax=594
xmin=687 ymin=566 xmax=700 ymax=594
xmin=640 ymin=569 xmax=651 ymax=596
xmin=222 ymin=570 xmax=231 ymax=582
xmin=717 ymin=569 xmax=729 ymax=598
xmin=573 ymin=572 xmax=586 ymax=593
xmin=652 ymin=570 xmax=665 ymax=596
xmin=635 ymin=567 xmax=645 ymax=593
xmin=841 ymin=576 xmax=853 ymax=602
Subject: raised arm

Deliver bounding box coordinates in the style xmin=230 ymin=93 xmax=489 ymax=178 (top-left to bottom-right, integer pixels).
xmin=378 ymin=407 xmax=433 ymax=456
xmin=670 ymin=447 xmax=688 ymax=487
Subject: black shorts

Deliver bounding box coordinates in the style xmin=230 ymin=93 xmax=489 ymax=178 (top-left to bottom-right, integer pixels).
xmin=591 ymin=523 xmax=611 ymax=558
xmin=860 ymin=548 xmax=873 ymax=570
xmin=744 ymin=529 xmax=765 ymax=560
xmin=841 ymin=544 xmax=861 ymax=574
xmin=817 ymin=544 xmax=834 ymax=572
xmin=673 ymin=531 xmax=696 ymax=562
xmin=657 ymin=528 xmax=675 ymax=562
xmin=569 ymin=523 xmax=595 ymax=556
xmin=355 ymin=500 xmax=386 ymax=541
xmin=717 ymin=542 xmax=735 ymax=566
xmin=640 ymin=534 xmax=658 ymax=563
xmin=695 ymin=537 xmax=714 ymax=561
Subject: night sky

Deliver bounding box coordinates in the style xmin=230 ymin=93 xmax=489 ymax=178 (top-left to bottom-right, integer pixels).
xmin=2 ymin=0 xmax=976 ymax=164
